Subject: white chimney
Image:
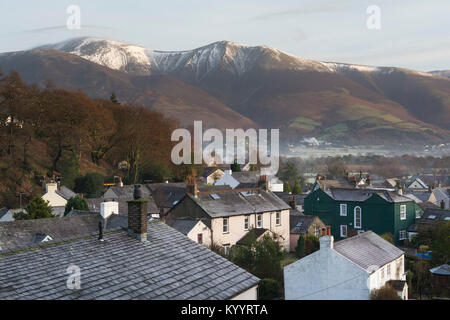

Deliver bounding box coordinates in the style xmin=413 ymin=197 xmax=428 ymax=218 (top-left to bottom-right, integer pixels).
xmin=101 ymin=201 xmax=119 ymax=219
xmin=45 ymin=182 xmax=58 ymax=194
xmin=319 ymin=235 xmax=334 ymax=250
xmin=225 ymin=169 xmax=232 ymax=175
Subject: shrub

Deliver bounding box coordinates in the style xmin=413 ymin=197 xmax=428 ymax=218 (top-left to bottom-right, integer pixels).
xmin=258 ymin=278 xmax=281 ymax=300
xmin=370 ymin=285 xmax=401 ymax=300
xmin=295 ymin=235 xmax=305 ymax=258
xmin=64 ymin=195 xmax=89 ymax=216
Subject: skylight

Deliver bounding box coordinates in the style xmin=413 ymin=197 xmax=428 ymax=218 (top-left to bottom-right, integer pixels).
xmin=444 ymin=217 xmax=450 ymax=221
xmin=240 ymin=191 xmax=255 ymax=197
xmin=296 ymin=221 xmax=303 ymax=227
xmin=210 ymin=194 xmax=220 ymax=200
xmin=427 ymin=215 xmax=436 ymax=220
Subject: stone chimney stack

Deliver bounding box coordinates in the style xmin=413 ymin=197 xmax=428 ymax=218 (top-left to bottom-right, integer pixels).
xmin=366 ymin=175 xmax=371 ymax=186
xmin=127 ymin=185 xmax=148 ymax=242
xmin=441 ymin=200 xmax=446 ymax=209
xmin=186 ymin=177 xmax=198 ymax=198
xmin=259 ymin=175 xmax=269 ymax=192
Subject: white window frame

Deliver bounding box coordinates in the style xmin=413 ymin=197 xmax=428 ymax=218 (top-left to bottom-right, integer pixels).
xmin=223 ymin=218 xmax=229 ymax=234
xmin=244 ymin=216 xmax=249 ymax=231
xmin=399 ymin=229 xmax=406 ymax=240
xmin=340 ymin=203 xmax=347 ymax=216
xmin=275 ymin=211 xmax=281 ymax=226
xmin=223 ymin=244 xmax=230 ymax=255
xmin=257 ymin=214 xmax=263 ymax=228
xmin=400 ymin=205 xmax=406 ymax=220
xmin=340 ymin=225 xmax=348 ymax=238
xmin=314 ymin=226 xmax=320 ymax=237
xmin=354 ymin=206 xmax=362 ymax=229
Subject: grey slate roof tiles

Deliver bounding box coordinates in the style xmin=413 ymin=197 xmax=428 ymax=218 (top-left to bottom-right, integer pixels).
xmin=333 ymin=231 xmax=404 ymax=272
xmin=327 ymin=187 xmax=413 ymax=203
xmin=188 ymin=189 xmax=291 ymax=218
xmin=0 ymin=222 xmax=259 ymax=300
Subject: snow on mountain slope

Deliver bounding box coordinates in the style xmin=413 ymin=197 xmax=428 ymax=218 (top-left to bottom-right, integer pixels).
xmin=36 ymin=37 xmax=331 ymax=78
xmin=429 ymin=70 xmax=450 ymax=78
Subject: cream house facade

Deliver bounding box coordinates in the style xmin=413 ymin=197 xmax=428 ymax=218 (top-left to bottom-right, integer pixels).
xmin=211 ymin=209 xmax=290 ymax=251
xmin=166 ymin=183 xmax=291 ymax=252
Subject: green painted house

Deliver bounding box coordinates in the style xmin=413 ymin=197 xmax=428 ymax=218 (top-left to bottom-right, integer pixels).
xmin=304 ymin=187 xmax=421 ymax=244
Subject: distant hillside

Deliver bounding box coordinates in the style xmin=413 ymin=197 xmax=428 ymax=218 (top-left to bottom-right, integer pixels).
xmin=1 ymin=37 xmax=450 ymax=145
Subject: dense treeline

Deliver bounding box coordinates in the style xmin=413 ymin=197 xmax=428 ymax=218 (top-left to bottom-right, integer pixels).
xmin=0 ymin=70 xmax=185 ymax=207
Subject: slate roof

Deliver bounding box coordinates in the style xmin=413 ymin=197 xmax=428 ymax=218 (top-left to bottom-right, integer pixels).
xmin=326 ymin=187 xmax=413 ymax=203
xmin=88 ymin=197 xmax=159 ymax=215
xmin=0 ymin=222 xmax=259 ymax=300
xmin=169 ymin=218 xmax=203 ymax=235
xmin=0 ymin=208 xmax=9 ymax=219
xmin=429 ymin=264 xmax=450 ymax=276
xmin=147 ymin=183 xmax=187 ymax=209
xmin=187 ymin=189 xmax=291 ymax=218
xmin=55 ymin=186 xmax=77 ymax=200
xmin=333 ymin=231 xmax=404 ymax=272
xmin=0 ymin=214 xmax=127 ymax=253
xmin=290 ymin=214 xmax=318 ymax=234
xmin=406 ymin=176 xmax=428 ymax=189
xmin=407 ymin=191 xmax=433 ymax=203
xmin=236 ymin=228 xmax=269 ymax=246
xmin=418 ymin=208 xmax=450 ymax=224
xmin=314 ymin=179 xmax=353 ymax=191
xmin=200 ymin=167 xmax=224 ymax=179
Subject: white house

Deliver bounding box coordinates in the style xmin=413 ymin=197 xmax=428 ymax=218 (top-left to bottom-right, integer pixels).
xmin=41 ymin=182 xmax=77 ymax=216
xmin=406 ymin=176 xmax=428 ymax=190
xmin=284 ymin=231 xmax=407 ymax=300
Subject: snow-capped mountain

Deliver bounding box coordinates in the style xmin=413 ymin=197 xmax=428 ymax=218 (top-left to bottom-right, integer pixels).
xmin=429 ymin=70 xmax=450 ymax=78
xmin=1 ymin=37 xmax=448 ymax=145
xmin=37 ymin=37 xmax=331 ymax=78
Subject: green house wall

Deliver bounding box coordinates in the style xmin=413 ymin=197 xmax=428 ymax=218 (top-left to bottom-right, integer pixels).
xmin=304 ymin=189 xmax=417 ymax=244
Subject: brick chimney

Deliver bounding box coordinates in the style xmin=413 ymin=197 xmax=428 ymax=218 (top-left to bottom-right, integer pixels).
xmin=352 ymin=176 xmax=357 ymax=187
xmin=127 ymin=184 xmax=148 ymax=242
xmin=366 ymin=175 xmax=371 ymax=186
xmin=186 ymin=177 xmax=198 ymax=198
xmin=289 ymin=195 xmax=297 ymax=209
xmin=259 ymin=175 xmax=269 ymax=192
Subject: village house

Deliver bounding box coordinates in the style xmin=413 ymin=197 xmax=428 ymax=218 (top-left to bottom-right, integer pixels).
xmin=407 ymin=208 xmax=450 ymax=240
xmin=41 ymin=182 xmax=77 ymax=216
xmin=289 ymin=211 xmax=326 ymax=253
xmin=214 ymin=170 xmax=283 ymax=192
xmin=284 ymin=231 xmax=407 ymax=300
xmin=406 ymin=176 xmax=429 ymax=191
xmin=165 ymin=177 xmax=291 ymax=252
xmin=199 ymin=167 xmax=225 ymax=184
xmin=0 ymin=196 xmax=259 ymax=300
xmin=304 ymin=187 xmax=418 ymax=244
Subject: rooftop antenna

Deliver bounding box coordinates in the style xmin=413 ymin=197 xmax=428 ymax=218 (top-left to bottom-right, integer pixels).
xmin=98 ymin=220 xmax=104 ymax=242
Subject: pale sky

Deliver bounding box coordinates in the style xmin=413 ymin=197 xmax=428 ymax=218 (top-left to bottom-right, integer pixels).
xmin=0 ymin=0 xmax=449 ymax=71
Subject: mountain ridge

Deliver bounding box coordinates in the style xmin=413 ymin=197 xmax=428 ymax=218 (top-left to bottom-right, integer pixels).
xmin=1 ymin=37 xmax=449 ymax=145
